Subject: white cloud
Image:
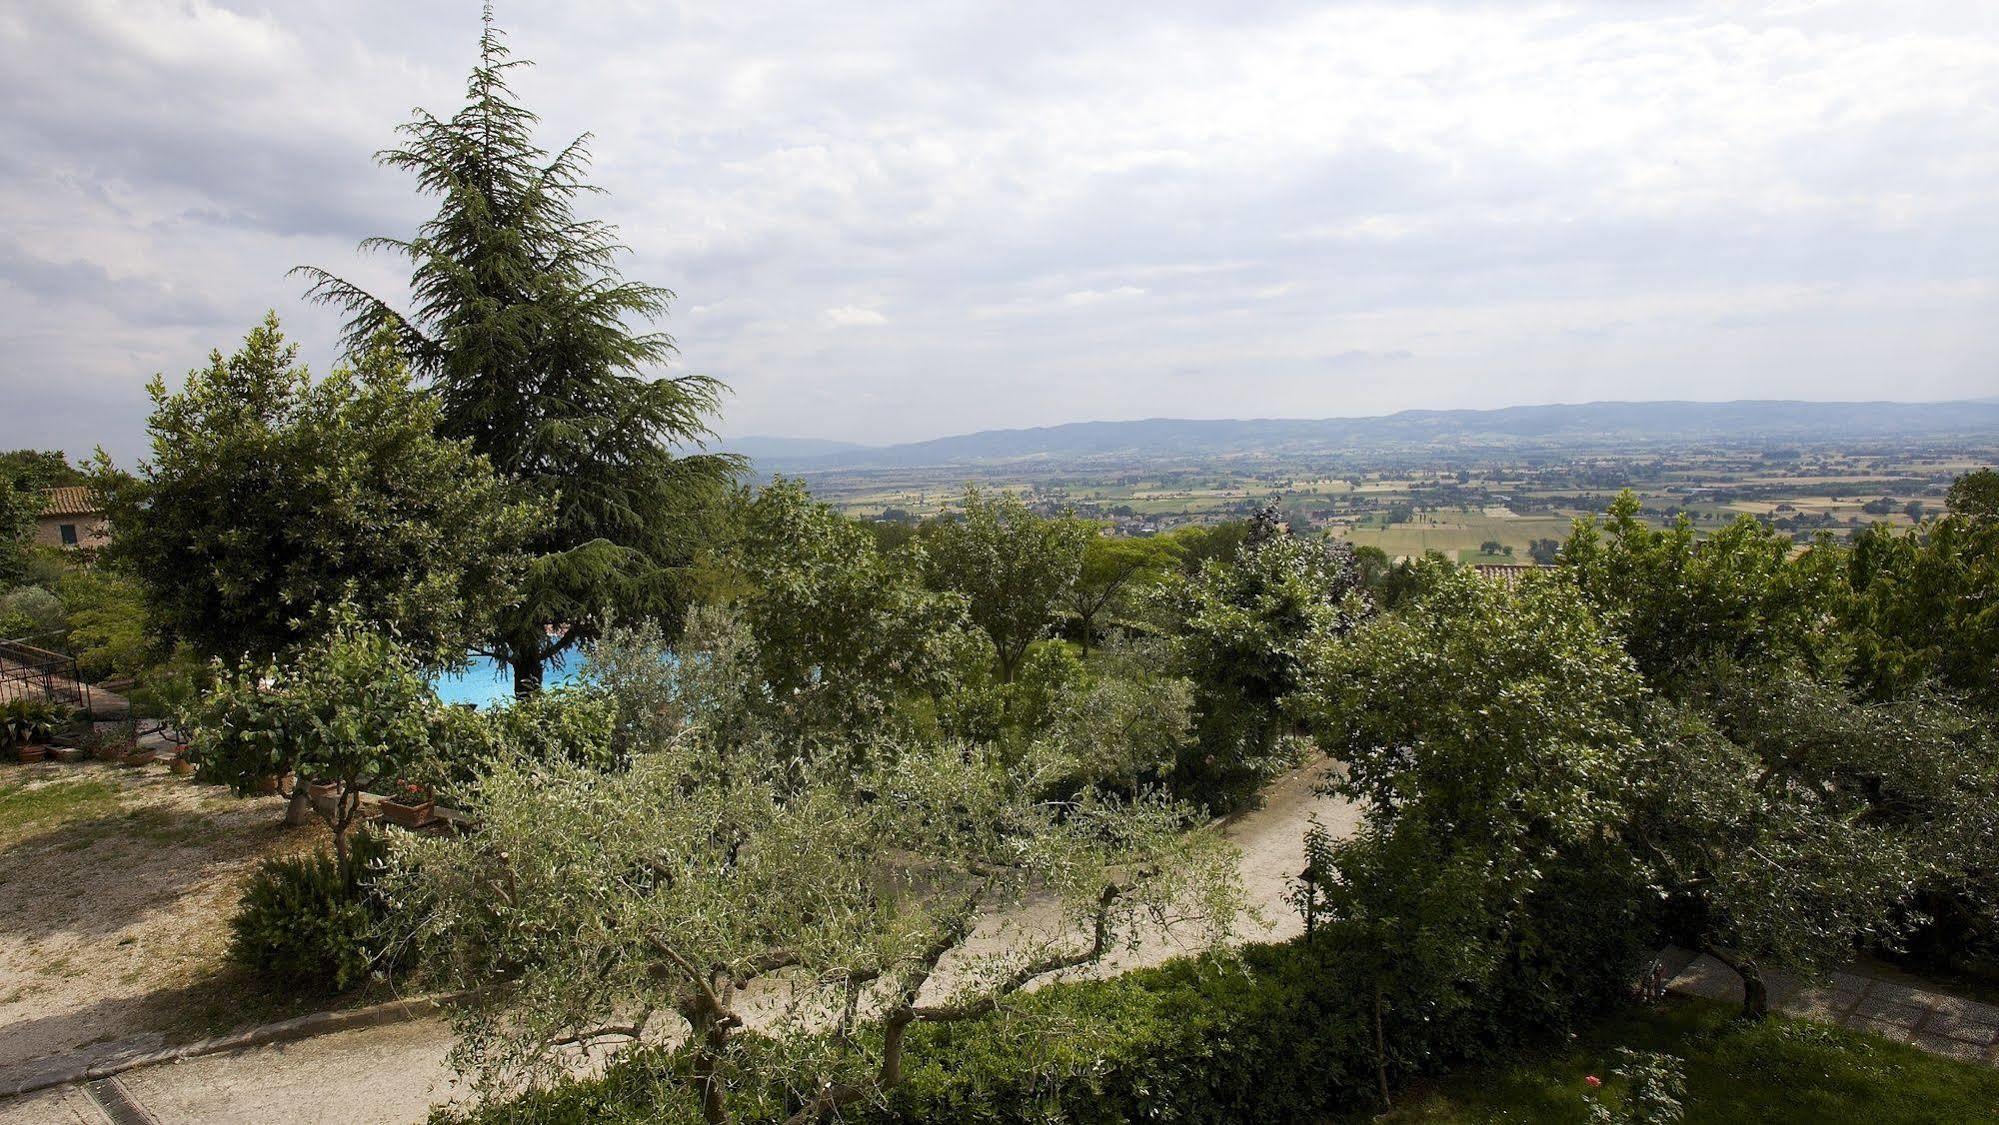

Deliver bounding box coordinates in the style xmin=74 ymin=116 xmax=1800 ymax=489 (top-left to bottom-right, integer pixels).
xmin=823 ymin=306 xmax=888 ymax=327
xmin=2 ymin=0 xmax=1997 ymax=455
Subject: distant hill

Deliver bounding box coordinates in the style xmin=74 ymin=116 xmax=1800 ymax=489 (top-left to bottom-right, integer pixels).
xmin=719 ymin=435 xmax=876 ymax=460
xmin=751 ymin=400 xmax=1999 ymax=471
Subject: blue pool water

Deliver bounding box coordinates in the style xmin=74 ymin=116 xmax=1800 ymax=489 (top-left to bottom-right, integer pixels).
xmin=432 ymin=656 xmax=580 ymax=707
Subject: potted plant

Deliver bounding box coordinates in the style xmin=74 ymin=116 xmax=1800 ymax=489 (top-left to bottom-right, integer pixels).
xmin=378 ymin=781 xmax=436 ymax=828
xmin=170 ymin=751 xmax=197 ymax=777
xmin=5 ymin=699 xmax=70 ymax=763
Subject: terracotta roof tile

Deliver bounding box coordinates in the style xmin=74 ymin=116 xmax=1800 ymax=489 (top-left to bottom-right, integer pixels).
xmin=38 ymin=486 xmax=100 ymax=517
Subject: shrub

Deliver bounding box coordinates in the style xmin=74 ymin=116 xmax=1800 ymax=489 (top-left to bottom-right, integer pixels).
xmin=230 ymin=831 xmax=391 ymax=992
xmin=452 ymin=933 xmax=1627 ymax=1125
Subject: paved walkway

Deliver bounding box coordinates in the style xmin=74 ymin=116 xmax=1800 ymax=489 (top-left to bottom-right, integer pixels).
xmin=0 ymin=764 xmax=1357 ymax=1124
xmin=1666 ymin=950 xmax=1999 ymax=1065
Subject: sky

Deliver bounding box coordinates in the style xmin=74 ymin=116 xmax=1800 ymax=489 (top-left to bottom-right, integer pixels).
xmin=3 ymin=0 xmax=1998 ymax=459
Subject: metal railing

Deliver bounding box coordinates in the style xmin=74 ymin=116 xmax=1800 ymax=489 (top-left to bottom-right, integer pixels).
xmin=0 ymin=637 xmax=94 ymax=715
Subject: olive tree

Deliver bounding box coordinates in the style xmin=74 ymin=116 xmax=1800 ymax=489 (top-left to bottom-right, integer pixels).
xmin=384 ymin=616 xmax=1243 ymax=1120
xmin=1629 ymin=665 xmax=1996 ymax=1018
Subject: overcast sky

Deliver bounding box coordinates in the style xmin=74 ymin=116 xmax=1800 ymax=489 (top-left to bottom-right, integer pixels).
xmin=4 ymin=1 xmax=1997 ymax=459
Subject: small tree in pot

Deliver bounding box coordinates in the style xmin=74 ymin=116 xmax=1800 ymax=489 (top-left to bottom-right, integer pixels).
xmin=184 ymin=619 xmax=438 ymax=875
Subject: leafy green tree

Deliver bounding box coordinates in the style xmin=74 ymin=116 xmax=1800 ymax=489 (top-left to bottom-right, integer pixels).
xmin=728 ymin=479 xmax=967 ymax=738
xmin=385 ymin=619 xmax=1242 ymax=1118
xmin=0 ymin=475 xmax=41 ymax=590
xmin=1293 ymin=568 xmax=1653 ymax=1074
xmin=1528 ymin=537 xmax=1562 ymax=565
xmin=1036 ymin=636 xmax=1195 ymax=797
xmin=924 ymin=489 xmax=1091 ymax=682
xmin=1845 ymin=512 xmax=1999 ymax=708
xmin=1560 ymin=490 xmax=1849 ymax=690
xmin=1628 ymin=665 xmax=1993 ymax=1018
xmin=54 ymin=568 xmax=157 ymax=682
xmin=97 ymin=317 xmax=534 ymax=666
xmin=1166 ymin=503 xmax=1368 ymax=808
xmin=299 ymin=16 xmax=737 ymax=695
xmin=185 ymin=621 xmax=438 ymax=871
xmin=0 ymin=450 xmax=86 ymax=491
xmin=1947 ymin=468 xmax=1999 ymax=524
xmin=1065 ymin=532 xmax=1181 ymax=654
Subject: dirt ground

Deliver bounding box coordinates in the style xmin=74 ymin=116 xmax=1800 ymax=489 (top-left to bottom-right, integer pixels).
xmin=0 ymin=759 xmax=338 ymax=1073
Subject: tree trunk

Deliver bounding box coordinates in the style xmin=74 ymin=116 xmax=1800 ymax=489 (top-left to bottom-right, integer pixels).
xmin=282 ymin=782 xmax=312 ymax=827
xmin=1373 ymin=983 xmax=1392 ymax=1107
xmin=1703 ymin=944 xmax=1770 ymax=1021
xmin=512 ymin=653 xmax=543 ymax=699
xmin=880 ymin=1012 xmax=912 ymax=1090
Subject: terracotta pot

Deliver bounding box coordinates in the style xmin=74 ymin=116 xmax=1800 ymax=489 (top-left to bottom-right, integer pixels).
xmin=14 ymin=744 xmax=48 ymax=764
xmin=93 ymin=741 xmax=131 ymax=762
xmin=308 ymin=781 xmax=341 ymax=817
xmin=170 ymin=758 xmax=196 ymax=777
xmin=377 ymin=798 xmax=436 ymax=828
xmin=121 ymin=748 xmax=157 ymax=768
xmin=253 ymin=772 xmax=294 ymax=796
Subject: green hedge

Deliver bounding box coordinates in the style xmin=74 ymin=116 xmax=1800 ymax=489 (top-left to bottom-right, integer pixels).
xmin=458 ymin=929 xmax=1637 ymax=1125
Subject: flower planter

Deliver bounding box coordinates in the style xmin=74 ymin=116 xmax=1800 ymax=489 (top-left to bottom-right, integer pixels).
xmin=253 ymin=772 xmax=294 ymax=796
xmin=377 ymin=798 xmax=436 ymax=828
xmin=48 ymin=746 xmax=87 ymax=764
xmin=93 ymin=742 xmax=132 ymax=763
xmin=170 ymin=758 xmax=196 ymax=777
xmin=14 ymin=744 xmax=48 ymax=764
xmin=121 ymin=748 xmax=158 ymax=768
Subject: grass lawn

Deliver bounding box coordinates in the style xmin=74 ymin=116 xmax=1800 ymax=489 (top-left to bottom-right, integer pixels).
xmin=1378 ymin=997 xmax=1999 ymax=1124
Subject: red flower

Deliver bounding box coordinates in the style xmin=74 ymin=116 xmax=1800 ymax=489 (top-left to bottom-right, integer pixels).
xmin=1584 ymin=1075 xmax=1602 ymax=1089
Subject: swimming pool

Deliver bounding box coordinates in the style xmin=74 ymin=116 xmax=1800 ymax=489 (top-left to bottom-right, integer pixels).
xmin=432 ymin=655 xmax=580 ymax=707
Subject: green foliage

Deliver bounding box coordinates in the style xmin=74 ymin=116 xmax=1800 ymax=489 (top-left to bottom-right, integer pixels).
xmin=1382 ymin=996 xmax=1999 ymax=1125
xmin=1560 ymin=490 xmax=1848 ymax=689
xmin=453 ymin=930 xmax=1670 ymax=1125
xmin=231 ymin=831 xmax=392 ymax=993
xmin=1632 ymin=666 xmax=1997 ymax=1009
xmin=1296 ymin=568 xmax=1654 ymax=1039
xmin=388 ymin=619 xmax=1241 ymax=1112
xmin=0 ymin=449 xmax=85 ymax=491
xmin=1166 ymin=503 xmax=1368 ymax=810
xmin=724 ymin=479 xmax=967 ymax=738
xmin=1844 ymin=511 xmax=1999 ymax=708
xmin=55 ymin=567 xmax=157 ymax=681
xmin=1036 ymin=637 xmax=1195 ymax=797
xmin=99 ymin=316 xmax=535 ymax=665
xmin=0 ymin=697 xmax=71 ymax=749
xmin=924 ymin=488 xmax=1092 ymax=682
xmin=184 ymin=621 xmax=441 ymax=867
xmin=0 ymin=585 xmax=65 ymax=640
xmin=1066 ymin=532 xmax=1181 ymax=653
xmin=298 ymin=16 xmax=738 ymax=692
xmin=1946 ymin=467 xmax=1999 ymax=524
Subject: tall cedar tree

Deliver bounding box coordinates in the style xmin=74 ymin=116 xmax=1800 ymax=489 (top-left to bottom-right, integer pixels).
xmin=297 ymin=14 xmax=736 ymax=694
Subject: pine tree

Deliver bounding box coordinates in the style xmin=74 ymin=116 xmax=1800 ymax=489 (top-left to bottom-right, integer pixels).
xmin=297 ymin=10 xmax=737 ymax=694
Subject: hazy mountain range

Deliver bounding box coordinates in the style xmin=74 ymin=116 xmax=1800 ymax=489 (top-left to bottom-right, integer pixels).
xmin=724 ymin=400 xmax=1999 ymax=471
